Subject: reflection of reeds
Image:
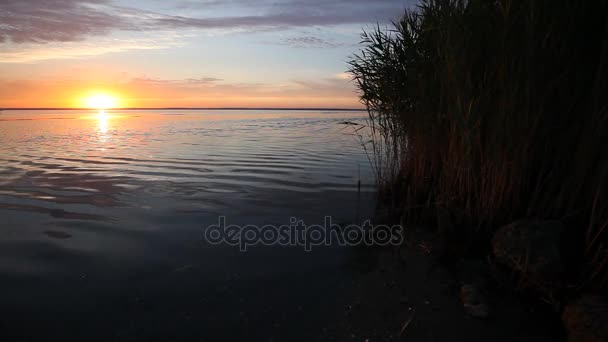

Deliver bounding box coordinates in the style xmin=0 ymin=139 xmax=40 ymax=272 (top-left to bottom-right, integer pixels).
xmin=349 ymin=0 xmax=608 ymax=291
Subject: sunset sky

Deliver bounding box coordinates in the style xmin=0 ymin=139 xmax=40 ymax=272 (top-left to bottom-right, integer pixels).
xmin=0 ymin=0 xmax=410 ymax=108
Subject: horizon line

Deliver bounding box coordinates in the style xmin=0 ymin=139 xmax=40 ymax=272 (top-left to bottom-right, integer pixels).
xmin=0 ymin=107 xmax=367 ymax=111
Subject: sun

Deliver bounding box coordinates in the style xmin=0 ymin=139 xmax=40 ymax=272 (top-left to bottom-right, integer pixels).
xmin=84 ymin=94 xmax=119 ymax=109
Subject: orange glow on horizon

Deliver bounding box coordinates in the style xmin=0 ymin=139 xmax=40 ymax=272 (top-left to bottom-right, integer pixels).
xmin=0 ymin=82 xmax=363 ymax=109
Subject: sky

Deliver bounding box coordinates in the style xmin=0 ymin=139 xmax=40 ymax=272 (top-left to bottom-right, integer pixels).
xmin=0 ymin=0 xmax=412 ymax=108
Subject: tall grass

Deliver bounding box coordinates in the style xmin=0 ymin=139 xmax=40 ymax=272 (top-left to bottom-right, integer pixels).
xmin=349 ymin=0 xmax=608 ymax=291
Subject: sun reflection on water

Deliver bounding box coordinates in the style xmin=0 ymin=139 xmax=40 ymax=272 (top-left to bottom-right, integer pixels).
xmin=97 ymin=110 xmax=109 ymax=134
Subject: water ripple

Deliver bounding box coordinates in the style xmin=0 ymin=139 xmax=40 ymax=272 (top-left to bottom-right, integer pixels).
xmin=0 ymin=110 xmax=373 ymax=222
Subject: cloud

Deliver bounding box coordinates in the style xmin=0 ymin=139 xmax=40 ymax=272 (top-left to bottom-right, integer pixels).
xmin=0 ymin=34 xmax=186 ymax=63
xmin=0 ymin=0 xmax=411 ymax=44
xmin=333 ymin=72 xmax=352 ymax=80
xmin=278 ymin=36 xmax=344 ymax=48
xmin=0 ymin=0 xmax=124 ymax=44
xmin=129 ymin=77 xmax=223 ymax=86
xmin=121 ymin=74 xmax=360 ymax=105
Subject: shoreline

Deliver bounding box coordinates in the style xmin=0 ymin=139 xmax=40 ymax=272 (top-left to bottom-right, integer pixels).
xmin=322 ymin=226 xmax=565 ymax=341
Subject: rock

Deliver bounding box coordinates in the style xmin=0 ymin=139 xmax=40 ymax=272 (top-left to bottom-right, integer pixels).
xmin=492 ymin=219 xmax=564 ymax=284
xmin=460 ymin=283 xmax=489 ymax=318
xmin=562 ymin=295 xmax=608 ymax=342
xmin=457 ymin=259 xmax=491 ymax=318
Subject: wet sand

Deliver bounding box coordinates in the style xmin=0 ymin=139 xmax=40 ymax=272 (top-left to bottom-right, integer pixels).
xmin=322 ymin=230 xmax=564 ymax=342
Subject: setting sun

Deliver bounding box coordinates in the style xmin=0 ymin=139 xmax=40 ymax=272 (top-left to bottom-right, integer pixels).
xmin=84 ymin=94 xmax=119 ymax=109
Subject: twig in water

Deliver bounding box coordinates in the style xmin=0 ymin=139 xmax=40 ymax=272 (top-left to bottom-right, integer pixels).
xmin=399 ymin=307 xmax=416 ymax=337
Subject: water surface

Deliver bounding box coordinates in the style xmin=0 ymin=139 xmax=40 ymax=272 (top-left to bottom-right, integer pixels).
xmin=0 ymin=109 xmax=375 ymax=339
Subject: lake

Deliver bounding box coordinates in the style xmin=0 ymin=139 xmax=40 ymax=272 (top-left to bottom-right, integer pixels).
xmin=0 ymin=109 xmax=376 ymax=339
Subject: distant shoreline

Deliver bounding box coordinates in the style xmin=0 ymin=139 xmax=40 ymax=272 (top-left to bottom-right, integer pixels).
xmin=0 ymin=107 xmax=367 ymax=111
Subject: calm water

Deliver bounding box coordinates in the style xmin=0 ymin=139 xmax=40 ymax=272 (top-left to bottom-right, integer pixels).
xmin=0 ymin=109 xmax=375 ymax=339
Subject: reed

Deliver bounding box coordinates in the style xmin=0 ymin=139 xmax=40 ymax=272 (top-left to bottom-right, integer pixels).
xmin=349 ymin=0 xmax=608 ymax=291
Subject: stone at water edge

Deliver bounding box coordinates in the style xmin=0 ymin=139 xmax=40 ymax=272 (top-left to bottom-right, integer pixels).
xmin=492 ymin=219 xmax=564 ymax=284
xmin=458 ymin=259 xmax=491 ymax=318
xmin=460 ymin=283 xmax=489 ymax=318
xmin=562 ymin=295 xmax=608 ymax=342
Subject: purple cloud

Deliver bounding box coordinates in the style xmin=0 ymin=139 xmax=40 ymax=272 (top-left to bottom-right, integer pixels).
xmin=0 ymin=0 xmax=124 ymax=43
xmin=278 ymin=36 xmax=345 ymax=48
xmin=0 ymin=0 xmax=411 ymax=44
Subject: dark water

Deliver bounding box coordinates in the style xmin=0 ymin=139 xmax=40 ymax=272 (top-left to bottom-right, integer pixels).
xmin=0 ymin=109 xmax=375 ymax=340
